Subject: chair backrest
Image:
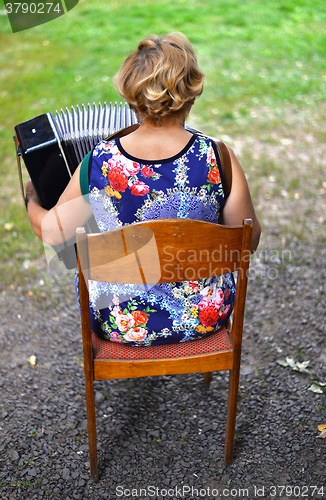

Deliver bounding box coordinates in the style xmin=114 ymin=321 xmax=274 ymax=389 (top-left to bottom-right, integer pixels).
xmin=76 ymin=218 xmax=252 ymax=282
xmin=76 ymin=218 xmax=252 ymax=349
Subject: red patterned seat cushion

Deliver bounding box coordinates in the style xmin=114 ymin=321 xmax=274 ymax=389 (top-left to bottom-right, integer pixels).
xmin=92 ymin=325 xmax=232 ymax=361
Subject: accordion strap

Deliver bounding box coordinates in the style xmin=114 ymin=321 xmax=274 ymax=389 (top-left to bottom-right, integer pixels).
xmin=187 ymin=130 xmax=232 ymax=198
xmin=14 ymin=135 xmax=28 ymax=209
xmin=105 ymin=123 xmax=140 ymax=142
xmin=212 ymin=138 xmax=232 ymax=199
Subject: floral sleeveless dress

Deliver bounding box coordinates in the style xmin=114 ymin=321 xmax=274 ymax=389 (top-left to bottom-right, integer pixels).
xmin=84 ymin=133 xmax=235 ymax=346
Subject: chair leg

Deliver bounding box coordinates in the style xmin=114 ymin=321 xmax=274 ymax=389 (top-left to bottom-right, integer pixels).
xmin=78 ymin=248 xmax=99 ymax=481
xmin=204 ymin=372 xmax=212 ymax=385
xmin=224 ymin=368 xmax=240 ymax=466
xmin=84 ymin=370 xmax=98 ymax=481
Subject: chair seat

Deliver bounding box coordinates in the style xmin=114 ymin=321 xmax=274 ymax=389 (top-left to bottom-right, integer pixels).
xmin=92 ymin=324 xmax=232 ymax=361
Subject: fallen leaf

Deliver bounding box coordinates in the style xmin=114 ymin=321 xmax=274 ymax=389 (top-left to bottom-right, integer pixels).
xmin=318 ymin=424 xmax=326 ymax=432
xmin=308 ymin=383 xmax=323 ymax=394
xmin=22 ymin=259 xmax=31 ymax=270
xmin=316 ymin=432 xmax=326 ymax=439
xmin=28 ymin=355 xmax=36 ymax=369
xmin=296 ymin=361 xmax=310 ymax=372
xmin=277 ymin=358 xmax=310 ymax=372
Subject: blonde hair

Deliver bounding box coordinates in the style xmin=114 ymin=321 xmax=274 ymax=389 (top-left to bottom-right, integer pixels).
xmin=114 ymin=33 xmax=205 ymax=124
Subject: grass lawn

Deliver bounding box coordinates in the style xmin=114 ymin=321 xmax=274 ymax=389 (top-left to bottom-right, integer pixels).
xmin=0 ymin=0 xmax=325 ymax=285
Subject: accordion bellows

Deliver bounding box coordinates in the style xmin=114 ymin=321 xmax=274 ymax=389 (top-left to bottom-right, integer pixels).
xmin=52 ymin=102 xmax=138 ymax=166
xmin=15 ymin=102 xmax=138 ymax=210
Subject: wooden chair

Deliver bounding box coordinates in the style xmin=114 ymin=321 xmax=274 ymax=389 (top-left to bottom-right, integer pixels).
xmin=76 ymin=218 xmax=253 ymax=481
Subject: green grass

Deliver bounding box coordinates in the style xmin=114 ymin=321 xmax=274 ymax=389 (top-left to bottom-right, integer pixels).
xmin=0 ymin=0 xmax=325 ymax=283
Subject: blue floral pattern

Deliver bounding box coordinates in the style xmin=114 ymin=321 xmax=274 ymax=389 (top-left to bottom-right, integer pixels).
xmin=86 ymin=134 xmax=235 ymax=346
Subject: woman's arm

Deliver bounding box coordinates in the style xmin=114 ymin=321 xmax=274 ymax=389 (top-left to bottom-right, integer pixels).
xmin=26 ymin=164 xmax=93 ymax=246
xmin=220 ymin=145 xmax=261 ymax=252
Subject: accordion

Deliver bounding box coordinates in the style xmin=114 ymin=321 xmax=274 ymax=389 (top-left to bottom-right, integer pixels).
xmin=14 ymin=102 xmax=139 ymax=268
xmin=15 ymin=102 xmax=139 ymax=211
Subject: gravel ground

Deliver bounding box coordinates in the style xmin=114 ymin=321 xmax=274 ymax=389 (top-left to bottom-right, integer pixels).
xmin=0 ymin=235 xmax=325 ymax=500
